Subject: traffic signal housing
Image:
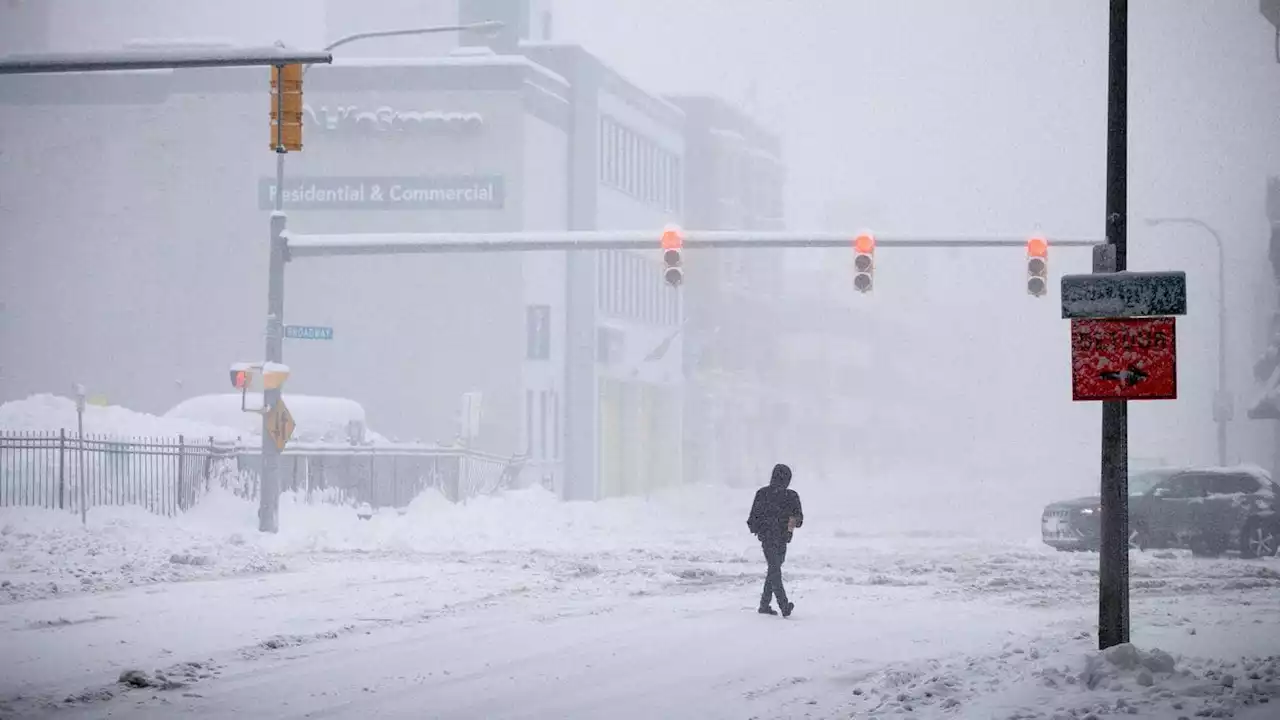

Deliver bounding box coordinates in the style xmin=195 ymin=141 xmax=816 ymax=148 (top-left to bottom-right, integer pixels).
xmin=853 ymin=233 xmax=875 ymax=293
xmin=269 ymin=63 xmax=303 ymax=152
xmin=1026 ymin=236 xmax=1048 ymax=297
xmin=228 ymin=362 xmax=290 ymax=393
xmin=661 ymin=225 xmax=684 ymax=287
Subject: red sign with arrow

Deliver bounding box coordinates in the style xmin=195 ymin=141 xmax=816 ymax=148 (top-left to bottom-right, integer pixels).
xmin=1070 ymin=317 xmax=1177 ymax=401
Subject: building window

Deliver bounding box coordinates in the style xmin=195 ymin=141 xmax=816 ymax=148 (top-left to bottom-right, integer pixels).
xmin=552 ymin=391 xmax=560 ymax=459
xmin=597 ymin=252 xmax=607 ymax=310
xmin=525 ymin=389 xmax=534 ymax=455
xmin=613 ymin=250 xmax=624 ymax=316
xmin=673 ymin=156 xmax=683 ymax=213
xmin=539 ymin=390 xmax=548 ymax=459
xmin=526 ymin=304 xmax=551 ymax=360
xmin=600 ymin=114 xmax=683 ymax=215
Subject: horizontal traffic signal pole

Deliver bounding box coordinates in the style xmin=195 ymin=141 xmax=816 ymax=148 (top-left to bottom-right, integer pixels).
xmin=0 ymin=47 xmax=333 ymax=74
xmin=283 ymin=229 xmax=1102 ymax=259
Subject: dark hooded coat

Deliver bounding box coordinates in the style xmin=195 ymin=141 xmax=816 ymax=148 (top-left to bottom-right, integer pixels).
xmin=747 ymin=464 xmax=804 ymax=544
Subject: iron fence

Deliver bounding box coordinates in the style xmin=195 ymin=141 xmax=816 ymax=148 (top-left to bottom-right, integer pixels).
xmin=0 ymin=431 xmax=229 ymax=516
xmin=229 ymin=444 xmax=527 ymax=508
xmin=1 ymin=431 xmax=529 ymax=516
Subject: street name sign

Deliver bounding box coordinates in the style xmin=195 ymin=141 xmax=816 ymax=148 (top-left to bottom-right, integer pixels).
xmin=284 ymin=325 xmax=333 ymax=341
xmin=1060 ymin=271 xmax=1187 ymax=319
xmin=1070 ymin=317 xmax=1177 ymax=401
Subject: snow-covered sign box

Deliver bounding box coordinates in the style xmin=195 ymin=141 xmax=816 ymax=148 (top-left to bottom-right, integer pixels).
xmin=1060 ymin=271 xmax=1187 ymax=320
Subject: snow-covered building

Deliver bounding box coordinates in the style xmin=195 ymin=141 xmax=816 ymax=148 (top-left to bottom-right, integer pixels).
xmin=0 ymin=0 xmax=685 ymax=501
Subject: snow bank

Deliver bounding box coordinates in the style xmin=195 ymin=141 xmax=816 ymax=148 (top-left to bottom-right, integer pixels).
xmin=0 ymin=394 xmax=239 ymax=441
xmin=0 ymin=482 xmax=751 ymax=604
xmin=847 ymin=639 xmax=1280 ymax=719
xmin=0 ymin=496 xmax=282 ymax=603
xmin=0 ymin=466 xmax=1068 ymax=608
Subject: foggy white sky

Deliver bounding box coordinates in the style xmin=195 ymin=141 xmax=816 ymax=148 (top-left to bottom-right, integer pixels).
xmin=4 ymin=0 xmax=1279 ymax=494
xmin=551 ymin=0 xmax=1280 ymax=477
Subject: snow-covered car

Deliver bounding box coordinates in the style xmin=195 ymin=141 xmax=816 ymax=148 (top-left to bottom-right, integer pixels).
xmin=163 ymin=394 xmax=386 ymax=445
xmin=1041 ymin=467 xmax=1279 ymax=558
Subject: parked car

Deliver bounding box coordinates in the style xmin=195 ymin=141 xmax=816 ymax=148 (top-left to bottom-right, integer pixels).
xmin=1041 ymin=466 xmax=1278 ymax=558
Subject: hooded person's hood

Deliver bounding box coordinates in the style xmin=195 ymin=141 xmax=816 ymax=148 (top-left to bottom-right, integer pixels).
xmin=770 ymin=463 xmax=792 ymax=488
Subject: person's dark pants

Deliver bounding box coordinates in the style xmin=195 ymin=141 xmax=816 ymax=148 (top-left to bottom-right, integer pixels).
xmin=760 ymin=539 xmax=789 ymax=608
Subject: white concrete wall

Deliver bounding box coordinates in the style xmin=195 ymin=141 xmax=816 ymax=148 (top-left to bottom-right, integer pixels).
xmin=520 ymin=112 xmax=569 ymax=484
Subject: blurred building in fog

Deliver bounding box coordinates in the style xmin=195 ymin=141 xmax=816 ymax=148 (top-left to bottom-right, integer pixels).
xmin=1250 ymin=2 xmax=1280 ymax=475
xmin=666 ymin=95 xmax=786 ymax=486
xmin=0 ymin=0 xmax=866 ymax=496
xmin=0 ymin=0 xmax=687 ymax=502
xmin=1250 ymin=177 xmax=1280 ymax=468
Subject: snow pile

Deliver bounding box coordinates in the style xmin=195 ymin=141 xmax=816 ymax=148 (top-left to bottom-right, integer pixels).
xmin=253 ymin=483 xmax=753 ymax=556
xmin=846 ymin=639 xmax=1280 ymax=719
xmin=0 ymin=496 xmax=283 ymax=604
xmin=0 ymin=394 xmax=239 ymax=441
xmin=0 ymin=482 xmax=751 ymax=603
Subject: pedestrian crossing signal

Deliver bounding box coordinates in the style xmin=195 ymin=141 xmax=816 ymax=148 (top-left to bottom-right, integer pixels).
xmin=853 ymin=233 xmax=875 ymax=293
xmin=1027 ymin=236 xmax=1048 ymax=297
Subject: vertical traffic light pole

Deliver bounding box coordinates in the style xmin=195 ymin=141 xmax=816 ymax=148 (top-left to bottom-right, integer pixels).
xmin=1098 ymin=0 xmax=1130 ymax=650
xmin=259 ymin=65 xmax=288 ymax=533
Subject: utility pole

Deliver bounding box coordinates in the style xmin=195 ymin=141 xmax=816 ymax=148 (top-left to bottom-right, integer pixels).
xmin=260 ymin=214 xmax=286 ymax=533
xmin=1098 ymin=0 xmax=1130 ymax=650
xmin=260 ymin=62 xmax=296 ymax=533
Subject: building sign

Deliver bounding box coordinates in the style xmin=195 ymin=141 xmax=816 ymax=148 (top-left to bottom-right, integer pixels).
xmin=259 ymin=176 xmax=504 ymax=211
xmin=305 ymin=105 xmax=485 ymax=136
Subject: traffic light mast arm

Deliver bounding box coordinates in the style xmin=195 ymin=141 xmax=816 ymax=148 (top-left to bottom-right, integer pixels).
xmin=0 ymin=47 xmax=332 ymax=74
xmin=284 ymin=230 xmax=1101 ymax=259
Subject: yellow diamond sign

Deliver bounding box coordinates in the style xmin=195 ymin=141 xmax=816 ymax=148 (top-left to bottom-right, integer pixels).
xmin=266 ymin=397 xmax=296 ymax=452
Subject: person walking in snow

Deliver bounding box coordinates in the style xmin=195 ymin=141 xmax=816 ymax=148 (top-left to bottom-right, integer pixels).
xmin=747 ymin=463 xmax=803 ymax=617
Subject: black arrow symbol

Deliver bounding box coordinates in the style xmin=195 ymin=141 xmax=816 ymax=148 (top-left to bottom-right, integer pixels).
xmin=1100 ymin=364 xmax=1148 ymax=387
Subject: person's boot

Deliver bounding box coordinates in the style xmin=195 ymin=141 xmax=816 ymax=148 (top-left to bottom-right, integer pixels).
xmin=781 ymin=601 xmax=795 ymax=618
xmin=758 ymin=605 xmax=778 ymax=615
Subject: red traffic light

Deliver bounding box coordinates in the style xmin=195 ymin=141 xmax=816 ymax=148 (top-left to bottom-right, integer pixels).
xmin=1027 ymin=236 xmax=1048 ymax=258
xmin=231 ymin=370 xmax=247 ymax=389
xmin=854 ymin=233 xmax=875 ymax=254
xmin=661 ymin=226 xmax=684 ymax=250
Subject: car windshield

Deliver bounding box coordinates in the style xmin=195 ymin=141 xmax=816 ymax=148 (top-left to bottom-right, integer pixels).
xmin=1129 ymin=471 xmax=1171 ymax=496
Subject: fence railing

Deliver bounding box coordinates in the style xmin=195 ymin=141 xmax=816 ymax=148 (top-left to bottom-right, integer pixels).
xmin=0 ymin=431 xmax=529 ymax=516
xmin=0 ymin=431 xmax=227 ymax=516
xmin=229 ymin=443 xmax=526 ymax=507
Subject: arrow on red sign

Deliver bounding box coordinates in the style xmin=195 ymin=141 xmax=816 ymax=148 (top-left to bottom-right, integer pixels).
xmin=1099 ymin=364 xmax=1149 ymax=387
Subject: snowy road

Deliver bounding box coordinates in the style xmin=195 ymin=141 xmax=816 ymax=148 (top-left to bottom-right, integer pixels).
xmin=5 ymin=541 xmax=1280 ymax=719
xmin=4 ymin=485 xmax=1280 ymax=719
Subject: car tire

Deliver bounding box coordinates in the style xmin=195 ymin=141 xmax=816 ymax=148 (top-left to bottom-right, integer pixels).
xmin=1240 ymin=518 xmax=1278 ymax=559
